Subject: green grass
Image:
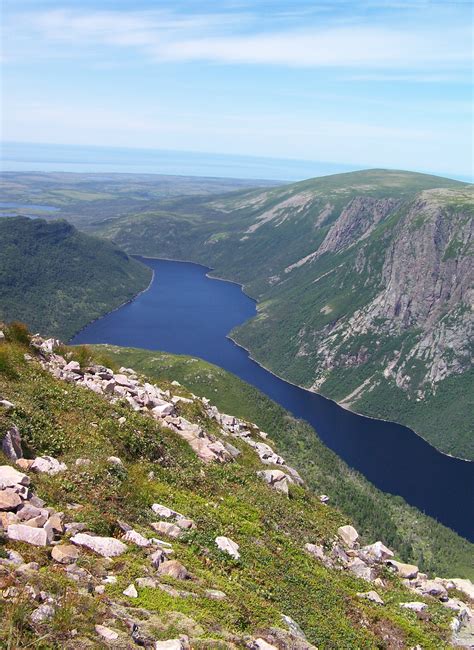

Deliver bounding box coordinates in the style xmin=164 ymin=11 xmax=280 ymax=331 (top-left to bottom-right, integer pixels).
xmin=0 ymin=334 xmax=462 ymax=648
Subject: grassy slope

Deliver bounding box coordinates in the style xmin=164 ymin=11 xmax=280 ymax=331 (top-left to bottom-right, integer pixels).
xmin=0 ymin=334 xmax=464 ymax=648
xmin=96 ymin=345 xmax=474 ymax=581
xmin=0 ymin=217 xmax=152 ymax=341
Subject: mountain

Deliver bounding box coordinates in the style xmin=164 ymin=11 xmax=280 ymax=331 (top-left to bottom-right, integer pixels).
xmin=91 ymin=169 xmax=473 ymax=460
xmin=0 ymin=326 xmax=473 ymax=649
xmin=0 ymin=217 xmax=152 ymax=340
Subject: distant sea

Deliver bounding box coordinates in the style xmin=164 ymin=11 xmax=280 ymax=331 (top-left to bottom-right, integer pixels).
xmin=0 ymin=141 xmax=470 ymax=183
xmin=0 ymin=141 xmax=360 ymax=181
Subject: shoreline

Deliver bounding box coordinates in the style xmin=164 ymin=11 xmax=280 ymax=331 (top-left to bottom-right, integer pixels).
xmin=127 ymin=254 xmax=473 ymax=464
xmin=68 ymin=266 xmax=155 ymax=343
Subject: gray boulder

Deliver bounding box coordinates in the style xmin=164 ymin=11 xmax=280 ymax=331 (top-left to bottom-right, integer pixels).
xmin=70 ymin=533 xmax=127 ymax=557
xmin=7 ymin=523 xmax=48 ymax=546
xmin=2 ymin=425 xmax=23 ymax=461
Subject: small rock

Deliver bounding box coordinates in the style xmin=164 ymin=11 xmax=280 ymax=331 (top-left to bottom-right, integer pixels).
xmin=6 ymin=550 xmax=24 ymax=565
xmin=30 ymin=456 xmax=67 ymax=476
xmin=176 ymin=518 xmax=194 ymax=530
xmin=51 ymin=544 xmax=80 ymax=564
xmin=136 ymin=577 xmax=158 ymax=588
xmin=215 ymin=535 xmax=240 ymax=559
xmin=123 ymin=583 xmax=138 ymax=598
xmin=0 ymin=488 xmax=22 ymax=510
xmin=15 ymin=458 xmax=34 ymax=471
xmin=75 ymin=458 xmax=91 ymax=467
xmin=347 ymin=558 xmax=377 ymax=582
xmin=362 ymin=541 xmax=394 ymax=561
xmin=157 ymin=560 xmax=190 ymax=580
xmin=150 ymin=549 xmax=167 ymax=568
xmin=107 ymin=456 xmax=123 ymax=466
xmin=30 ymin=603 xmax=55 ymax=624
xmin=400 ymin=602 xmax=428 ymax=613
xmin=123 ymin=529 xmax=150 ymax=547
xmin=304 ymin=543 xmax=325 ymax=561
xmin=95 ymin=624 xmax=119 ymax=641
xmin=2 ymin=426 xmax=23 ymax=461
xmin=249 ymin=640 xmax=278 ymax=650
xmin=205 ymin=589 xmax=227 ymax=600
xmin=337 ymin=525 xmax=359 ymax=547
xmin=151 ymin=503 xmax=178 ymax=518
xmin=155 ymin=640 xmax=187 ymax=650
xmin=386 ymin=560 xmax=419 ymax=579
xmin=357 ymin=590 xmax=384 ymax=605
xmin=151 ymin=521 xmax=182 ymax=539
xmin=257 ymin=469 xmax=293 ymax=494
xmin=0 ymin=400 xmax=14 ymax=411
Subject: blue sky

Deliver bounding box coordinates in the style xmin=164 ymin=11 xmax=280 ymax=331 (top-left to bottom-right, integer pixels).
xmin=1 ymin=0 xmax=473 ymax=178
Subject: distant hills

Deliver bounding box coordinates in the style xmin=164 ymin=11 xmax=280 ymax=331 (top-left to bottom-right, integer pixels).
xmin=0 ymin=217 xmax=152 ymax=340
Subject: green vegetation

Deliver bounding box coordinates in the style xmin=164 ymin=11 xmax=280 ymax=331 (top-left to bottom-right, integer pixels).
xmin=0 ymin=217 xmax=152 ymax=340
xmin=0 ymin=330 xmax=466 ymax=648
xmin=97 ymin=344 xmax=474 ymax=580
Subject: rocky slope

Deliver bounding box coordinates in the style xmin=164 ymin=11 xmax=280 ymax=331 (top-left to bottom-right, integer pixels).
xmin=90 ymin=170 xmax=473 ymax=459
xmin=1 ymin=326 xmax=473 ymax=648
xmin=0 ymin=217 xmax=152 ymax=341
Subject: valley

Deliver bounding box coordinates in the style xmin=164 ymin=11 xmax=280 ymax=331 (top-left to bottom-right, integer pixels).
xmin=1 ymin=169 xmax=472 ymax=460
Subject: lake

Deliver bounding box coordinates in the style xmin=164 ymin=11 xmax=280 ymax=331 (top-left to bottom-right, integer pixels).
xmin=72 ymin=257 xmax=474 ymax=541
xmin=0 ymin=202 xmax=60 ymax=217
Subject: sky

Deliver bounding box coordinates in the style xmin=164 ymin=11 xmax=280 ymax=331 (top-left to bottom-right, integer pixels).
xmin=1 ymin=0 xmax=473 ymax=179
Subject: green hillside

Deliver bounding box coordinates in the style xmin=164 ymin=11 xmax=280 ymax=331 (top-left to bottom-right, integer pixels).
xmin=97 ymin=344 xmax=474 ymax=580
xmin=0 ymin=326 xmax=472 ymax=649
xmin=0 ymin=217 xmax=152 ymax=340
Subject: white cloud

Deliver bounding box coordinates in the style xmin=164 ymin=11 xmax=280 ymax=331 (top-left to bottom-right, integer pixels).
xmin=3 ymin=7 xmax=472 ymax=72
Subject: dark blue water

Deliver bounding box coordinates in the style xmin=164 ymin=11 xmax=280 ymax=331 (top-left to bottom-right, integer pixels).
xmin=72 ymin=258 xmax=474 ymax=541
